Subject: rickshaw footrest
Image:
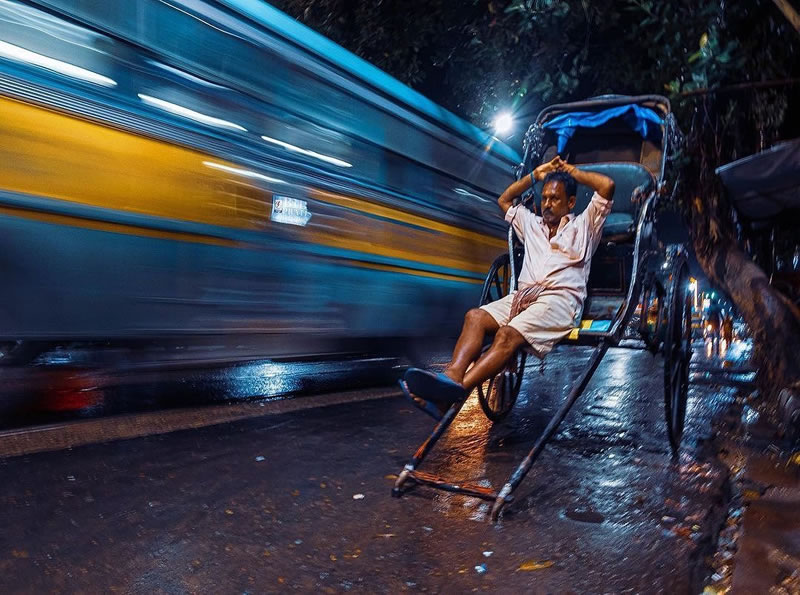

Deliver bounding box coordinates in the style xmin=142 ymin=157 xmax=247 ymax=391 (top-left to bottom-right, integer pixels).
xmin=406 ymin=470 xmax=502 ymax=502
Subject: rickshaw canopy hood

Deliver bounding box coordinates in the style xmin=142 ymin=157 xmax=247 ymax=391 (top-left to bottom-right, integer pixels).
xmin=543 ymin=104 xmax=664 ymax=153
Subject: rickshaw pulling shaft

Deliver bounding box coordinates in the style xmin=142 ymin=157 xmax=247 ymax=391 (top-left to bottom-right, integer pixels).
xmin=392 ymin=340 xmax=610 ymax=520
xmin=490 ymin=340 xmax=609 ymax=521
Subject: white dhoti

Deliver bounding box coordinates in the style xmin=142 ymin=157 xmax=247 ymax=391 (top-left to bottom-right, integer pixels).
xmin=480 ymin=290 xmax=581 ymax=358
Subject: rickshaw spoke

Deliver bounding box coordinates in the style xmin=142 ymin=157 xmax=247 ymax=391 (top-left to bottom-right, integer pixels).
xmin=670 ymin=362 xmax=681 ymax=386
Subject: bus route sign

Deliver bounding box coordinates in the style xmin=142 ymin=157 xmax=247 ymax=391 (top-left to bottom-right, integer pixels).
xmin=271 ymin=195 xmax=312 ymax=227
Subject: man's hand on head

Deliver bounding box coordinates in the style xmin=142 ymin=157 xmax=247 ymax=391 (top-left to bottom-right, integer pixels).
xmin=532 ymin=156 xmax=560 ymax=181
xmin=554 ymin=157 xmax=615 ymax=200
xmin=554 ymin=156 xmax=577 ymax=176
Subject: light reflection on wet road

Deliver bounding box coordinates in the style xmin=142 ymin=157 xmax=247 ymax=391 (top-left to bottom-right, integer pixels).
xmin=0 ymin=355 xmax=403 ymax=430
xmin=0 ymin=339 xmax=752 ymax=592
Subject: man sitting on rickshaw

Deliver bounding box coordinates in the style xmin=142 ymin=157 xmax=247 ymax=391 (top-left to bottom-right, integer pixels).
xmin=403 ymin=156 xmax=616 ymax=419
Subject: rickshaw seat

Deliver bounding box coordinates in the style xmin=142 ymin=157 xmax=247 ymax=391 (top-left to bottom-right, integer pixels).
xmin=603 ymin=212 xmax=635 ymax=238
xmin=560 ymin=163 xmax=654 ymax=341
xmin=575 ymin=162 xmax=654 ymax=241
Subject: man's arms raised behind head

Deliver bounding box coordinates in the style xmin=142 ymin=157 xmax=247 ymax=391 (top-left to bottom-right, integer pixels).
xmin=497 ymin=157 xmax=562 ymax=215
xmin=496 ymin=157 xmax=615 ymax=215
xmin=557 ymin=158 xmax=615 ymax=200
xmin=497 ymin=175 xmax=532 ymax=216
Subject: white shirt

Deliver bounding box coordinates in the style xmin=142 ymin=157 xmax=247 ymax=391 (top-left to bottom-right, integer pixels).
xmin=504 ymin=191 xmax=613 ymax=306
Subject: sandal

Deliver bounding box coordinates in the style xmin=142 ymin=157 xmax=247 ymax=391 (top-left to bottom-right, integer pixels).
xmin=398 ymin=380 xmax=445 ymax=421
xmin=404 ymin=368 xmax=466 ymax=403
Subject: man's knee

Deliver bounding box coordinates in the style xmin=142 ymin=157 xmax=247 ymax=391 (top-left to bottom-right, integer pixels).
xmin=491 ymin=326 xmax=526 ymax=354
xmin=464 ymin=308 xmax=496 ymax=331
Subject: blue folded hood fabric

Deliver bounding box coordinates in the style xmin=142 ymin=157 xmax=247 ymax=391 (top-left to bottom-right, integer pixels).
xmin=543 ymin=105 xmax=664 ymax=153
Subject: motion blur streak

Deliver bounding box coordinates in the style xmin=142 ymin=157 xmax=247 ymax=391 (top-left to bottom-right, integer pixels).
xmin=0 ymin=96 xmax=502 ymax=275
xmin=261 ymin=135 xmax=353 ymax=168
xmin=138 ymin=93 xmax=248 ymax=132
xmin=202 ymin=161 xmax=287 ymax=184
xmin=0 ymin=0 xmax=519 ymax=365
xmin=0 ymin=39 xmax=116 ymax=87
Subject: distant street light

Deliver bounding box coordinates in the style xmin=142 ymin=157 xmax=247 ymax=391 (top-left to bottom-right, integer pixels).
xmin=494 ymin=112 xmax=513 ymax=135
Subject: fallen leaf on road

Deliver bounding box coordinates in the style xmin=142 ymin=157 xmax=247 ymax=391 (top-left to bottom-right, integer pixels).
xmin=384 ymin=474 xmax=398 ymax=480
xmin=375 ymin=533 xmax=396 ymax=538
xmin=790 ymin=452 xmax=800 ymax=465
xmin=742 ymin=489 xmax=760 ymax=501
xmin=291 ymin=489 xmax=300 ymax=497
xmin=224 ymin=509 xmax=234 ymax=515
xmin=518 ymin=560 xmax=553 ymax=571
xmin=344 ymin=547 xmax=362 ymax=559
xmin=672 ymin=526 xmax=692 ymax=539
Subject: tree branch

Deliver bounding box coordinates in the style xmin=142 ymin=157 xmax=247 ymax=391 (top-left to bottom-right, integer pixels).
xmin=680 ymin=77 xmax=800 ymax=97
xmin=771 ymin=0 xmax=800 ymax=33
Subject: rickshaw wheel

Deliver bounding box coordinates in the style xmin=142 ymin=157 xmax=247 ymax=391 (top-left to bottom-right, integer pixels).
xmin=638 ymin=275 xmax=666 ymax=354
xmin=663 ymin=253 xmax=692 ymax=456
xmin=476 ymin=253 xmax=526 ymax=422
xmin=477 ymin=350 xmax=527 ymax=422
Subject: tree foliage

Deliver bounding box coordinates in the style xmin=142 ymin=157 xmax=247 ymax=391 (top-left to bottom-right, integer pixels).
xmin=273 ymin=0 xmax=798 ymax=135
xmin=271 ymin=0 xmax=641 ymax=124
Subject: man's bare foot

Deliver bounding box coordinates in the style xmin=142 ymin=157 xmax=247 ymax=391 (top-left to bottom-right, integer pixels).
xmin=399 ymin=379 xmax=451 ymax=421
xmin=410 ymin=395 xmax=450 ymax=418
xmin=443 ymin=368 xmax=463 ymax=385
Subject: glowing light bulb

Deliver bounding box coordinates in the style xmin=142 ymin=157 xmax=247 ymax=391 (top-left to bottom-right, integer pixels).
xmin=494 ymin=112 xmax=513 ymax=135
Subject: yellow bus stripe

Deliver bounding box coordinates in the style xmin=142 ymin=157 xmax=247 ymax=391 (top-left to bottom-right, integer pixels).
xmin=309 ymin=188 xmax=506 ymax=248
xmin=0 ymin=95 xmax=504 ymax=278
xmin=0 ymin=204 xmax=238 ymax=247
xmin=338 ymin=258 xmax=483 ymax=284
xmin=0 ymin=204 xmax=484 ymax=283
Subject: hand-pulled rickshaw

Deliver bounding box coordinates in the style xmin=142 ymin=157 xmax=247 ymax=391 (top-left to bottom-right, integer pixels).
xmin=392 ymin=95 xmax=692 ymax=522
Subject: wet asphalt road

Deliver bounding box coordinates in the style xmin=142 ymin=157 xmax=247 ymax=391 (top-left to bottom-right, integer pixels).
xmin=0 ymin=355 xmax=403 ymax=430
xmin=0 ymin=341 xmax=752 ymax=593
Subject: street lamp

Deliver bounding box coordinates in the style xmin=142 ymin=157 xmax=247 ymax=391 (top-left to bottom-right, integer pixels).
xmin=494 ymin=112 xmax=513 ymax=136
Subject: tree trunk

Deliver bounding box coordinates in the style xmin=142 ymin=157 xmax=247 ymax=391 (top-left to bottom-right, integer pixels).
xmin=687 ymin=193 xmax=800 ymax=403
